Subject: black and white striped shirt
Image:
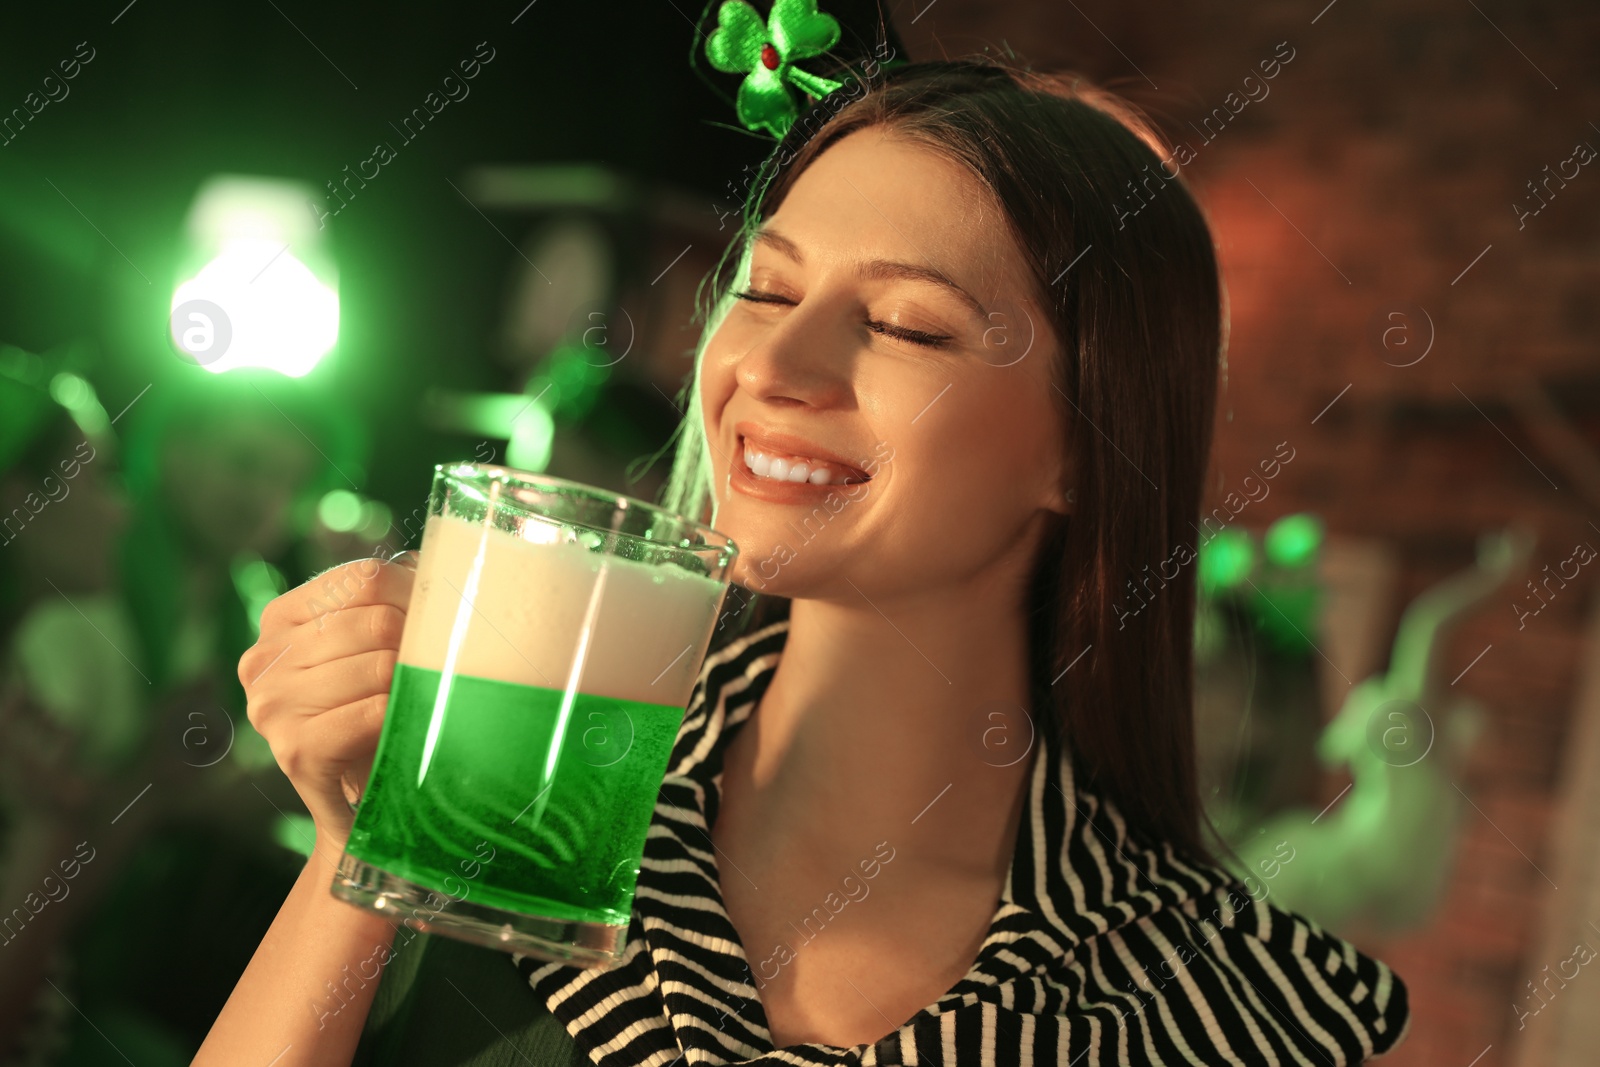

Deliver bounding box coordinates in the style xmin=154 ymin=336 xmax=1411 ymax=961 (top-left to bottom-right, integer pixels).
xmin=513 ymin=619 xmax=1410 ymax=1065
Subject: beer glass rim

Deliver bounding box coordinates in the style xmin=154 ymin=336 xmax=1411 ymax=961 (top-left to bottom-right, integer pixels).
xmin=436 ymin=461 xmax=737 ymax=560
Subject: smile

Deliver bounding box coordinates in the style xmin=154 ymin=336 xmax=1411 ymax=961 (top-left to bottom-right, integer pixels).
xmin=741 ymin=438 xmax=868 ymax=486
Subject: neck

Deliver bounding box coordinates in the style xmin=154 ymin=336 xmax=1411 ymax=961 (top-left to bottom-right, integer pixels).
xmin=725 ymin=545 xmax=1048 ymax=880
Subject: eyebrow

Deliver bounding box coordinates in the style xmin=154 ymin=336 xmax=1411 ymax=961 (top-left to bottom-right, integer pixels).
xmin=752 ymin=225 xmax=989 ymax=321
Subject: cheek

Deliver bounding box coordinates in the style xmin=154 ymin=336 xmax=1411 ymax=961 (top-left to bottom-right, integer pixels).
xmin=697 ymin=329 xmax=746 ymax=435
xmin=913 ymin=385 xmax=1057 ymax=506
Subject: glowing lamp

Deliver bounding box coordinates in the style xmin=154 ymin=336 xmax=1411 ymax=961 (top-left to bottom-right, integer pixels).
xmin=169 ymin=176 xmax=338 ymax=377
xmin=1199 ymin=528 xmax=1255 ymax=595
xmin=1265 ymin=513 xmax=1324 ymax=570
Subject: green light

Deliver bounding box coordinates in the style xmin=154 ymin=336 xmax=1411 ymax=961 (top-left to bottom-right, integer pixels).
xmin=546 ymin=340 xmax=610 ymax=421
xmin=317 ymin=489 xmax=364 ymax=532
xmin=1199 ymin=528 xmax=1254 ymax=595
xmin=1265 ymin=513 xmax=1324 ymax=569
xmin=48 ymin=371 xmax=111 ymax=437
xmin=1249 ymin=583 xmax=1320 ymax=657
xmin=231 ymin=554 xmax=289 ymax=637
xmin=171 ymin=176 xmax=339 ymax=377
xmin=48 ymin=371 xmax=89 ymax=410
xmin=507 ymin=394 xmax=555 ymax=473
xmin=1194 ymin=600 xmax=1226 ymax=663
xmin=359 ymin=500 xmax=393 ymax=539
xmin=171 ymin=240 xmax=338 ymax=377
xmin=273 ymin=813 xmax=317 ymax=857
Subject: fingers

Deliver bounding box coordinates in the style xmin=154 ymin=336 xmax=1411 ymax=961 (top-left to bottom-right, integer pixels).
xmin=296 ymin=650 xmax=399 ymax=716
xmin=245 ymin=647 xmax=396 ymax=740
xmin=233 ymin=555 xmax=420 ymax=848
xmin=255 ymin=694 xmax=388 ymax=841
xmin=260 ymin=556 xmax=416 ymax=632
xmin=238 ymin=604 xmax=408 ymax=690
xmin=295 ymin=693 xmax=389 ymax=767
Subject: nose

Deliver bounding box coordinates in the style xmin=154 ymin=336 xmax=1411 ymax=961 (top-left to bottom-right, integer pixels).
xmin=733 ymin=300 xmax=854 ymax=410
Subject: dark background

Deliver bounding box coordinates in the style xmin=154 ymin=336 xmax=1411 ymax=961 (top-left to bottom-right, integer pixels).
xmin=2 ymin=2 xmax=1599 ymax=1065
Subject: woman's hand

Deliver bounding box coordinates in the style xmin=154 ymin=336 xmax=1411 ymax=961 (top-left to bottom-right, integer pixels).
xmin=239 ymin=553 xmax=417 ymax=856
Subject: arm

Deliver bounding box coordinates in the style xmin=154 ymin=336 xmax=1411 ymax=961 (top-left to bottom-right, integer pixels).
xmin=194 ymin=839 xmax=397 ymax=1066
xmin=196 ymin=554 xmax=419 ymax=1064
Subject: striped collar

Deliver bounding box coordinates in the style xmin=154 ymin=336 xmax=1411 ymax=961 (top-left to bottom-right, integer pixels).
xmin=515 ymin=618 xmax=1406 ymax=1065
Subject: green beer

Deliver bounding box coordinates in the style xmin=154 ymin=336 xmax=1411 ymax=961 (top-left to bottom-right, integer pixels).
xmin=332 ymin=465 xmax=735 ymax=967
xmin=344 ymin=664 xmax=685 ymax=925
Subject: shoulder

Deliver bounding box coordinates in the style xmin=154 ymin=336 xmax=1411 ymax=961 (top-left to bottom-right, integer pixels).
xmin=1056 ymin=847 xmax=1411 ymax=1064
xmin=668 ymin=617 xmax=789 ymax=765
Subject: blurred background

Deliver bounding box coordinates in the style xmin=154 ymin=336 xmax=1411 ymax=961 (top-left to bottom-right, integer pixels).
xmin=0 ymin=1 xmax=1596 ymax=1064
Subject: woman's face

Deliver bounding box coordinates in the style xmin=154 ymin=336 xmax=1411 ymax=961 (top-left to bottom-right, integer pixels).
xmin=699 ymin=126 xmax=1070 ymax=601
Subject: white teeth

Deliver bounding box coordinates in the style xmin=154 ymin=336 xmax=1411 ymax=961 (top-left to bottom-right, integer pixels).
xmin=742 ymin=442 xmax=838 ymax=485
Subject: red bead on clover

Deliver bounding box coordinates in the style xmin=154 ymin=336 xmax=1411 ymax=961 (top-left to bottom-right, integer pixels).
xmin=760 ymin=43 xmax=780 ymax=70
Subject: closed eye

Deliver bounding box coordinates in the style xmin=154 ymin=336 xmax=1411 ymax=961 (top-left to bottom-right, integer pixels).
xmin=731 ymin=288 xmax=953 ymax=349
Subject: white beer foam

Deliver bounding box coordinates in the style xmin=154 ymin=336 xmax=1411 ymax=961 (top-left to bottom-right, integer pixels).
xmin=397 ymin=512 xmax=727 ymax=706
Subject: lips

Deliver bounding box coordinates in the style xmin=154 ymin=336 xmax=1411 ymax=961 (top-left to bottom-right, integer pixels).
xmin=735 ymin=422 xmax=873 ymax=486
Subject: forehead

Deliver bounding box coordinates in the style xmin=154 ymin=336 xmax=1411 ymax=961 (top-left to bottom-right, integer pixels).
xmin=762 ymin=126 xmax=1039 ymax=305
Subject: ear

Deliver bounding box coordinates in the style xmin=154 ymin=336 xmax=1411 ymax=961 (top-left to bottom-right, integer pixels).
xmin=1041 ymin=449 xmax=1074 ymax=517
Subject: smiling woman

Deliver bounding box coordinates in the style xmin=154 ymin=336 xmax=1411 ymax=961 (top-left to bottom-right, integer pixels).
xmin=673 ymin=60 xmax=1223 ymax=867
xmin=200 ymin=55 xmax=1409 ymax=1067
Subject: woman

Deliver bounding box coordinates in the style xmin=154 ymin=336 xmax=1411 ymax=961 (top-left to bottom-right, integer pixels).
xmin=200 ymin=60 xmax=1411 ymax=1064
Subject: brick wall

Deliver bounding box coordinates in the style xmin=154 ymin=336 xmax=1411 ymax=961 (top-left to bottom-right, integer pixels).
xmin=893 ymin=2 xmax=1600 ymax=1063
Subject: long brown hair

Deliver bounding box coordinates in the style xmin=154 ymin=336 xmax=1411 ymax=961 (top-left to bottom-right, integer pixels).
xmin=660 ymin=60 xmax=1230 ymax=867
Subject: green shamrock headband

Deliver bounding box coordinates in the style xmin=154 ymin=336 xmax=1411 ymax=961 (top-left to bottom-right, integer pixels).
xmin=703 ymin=0 xmax=862 ymax=139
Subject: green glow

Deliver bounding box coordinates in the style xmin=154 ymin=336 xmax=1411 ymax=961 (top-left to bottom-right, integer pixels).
xmin=48 ymin=371 xmax=111 ymax=436
xmin=545 ymin=341 xmax=610 ymax=420
xmin=231 ymin=554 xmax=288 ymax=636
xmin=360 ymin=500 xmax=393 ymax=538
xmin=318 ymin=489 xmax=364 ymax=533
xmin=507 ymin=399 xmax=555 ymax=473
xmin=273 ymin=813 xmax=317 ymax=857
xmin=171 ymin=240 xmax=338 ymax=377
xmin=428 ymin=391 xmax=550 ymax=438
xmin=172 ymin=175 xmax=339 ymax=377
xmin=1265 ymin=513 xmax=1323 ymax=569
xmin=1193 ymin=600 xmax=1226 ymax=663
xmin=1249 ymin=584 xmax=1319 ymax=655
xmin=48 ymin=371 xmax=89 ymax=410
xmin=1199 ymin=528 xmax=1254 ymax=594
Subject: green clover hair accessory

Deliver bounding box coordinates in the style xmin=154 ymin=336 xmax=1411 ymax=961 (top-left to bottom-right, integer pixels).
xmin=704 ymin=0 xmax=846 ymax=139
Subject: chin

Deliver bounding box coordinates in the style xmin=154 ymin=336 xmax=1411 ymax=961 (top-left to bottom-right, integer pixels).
xmin=711 ymin=461 xmax=880 ymax=595
xmin=718 ymin=511 xmax=822 ymax=598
